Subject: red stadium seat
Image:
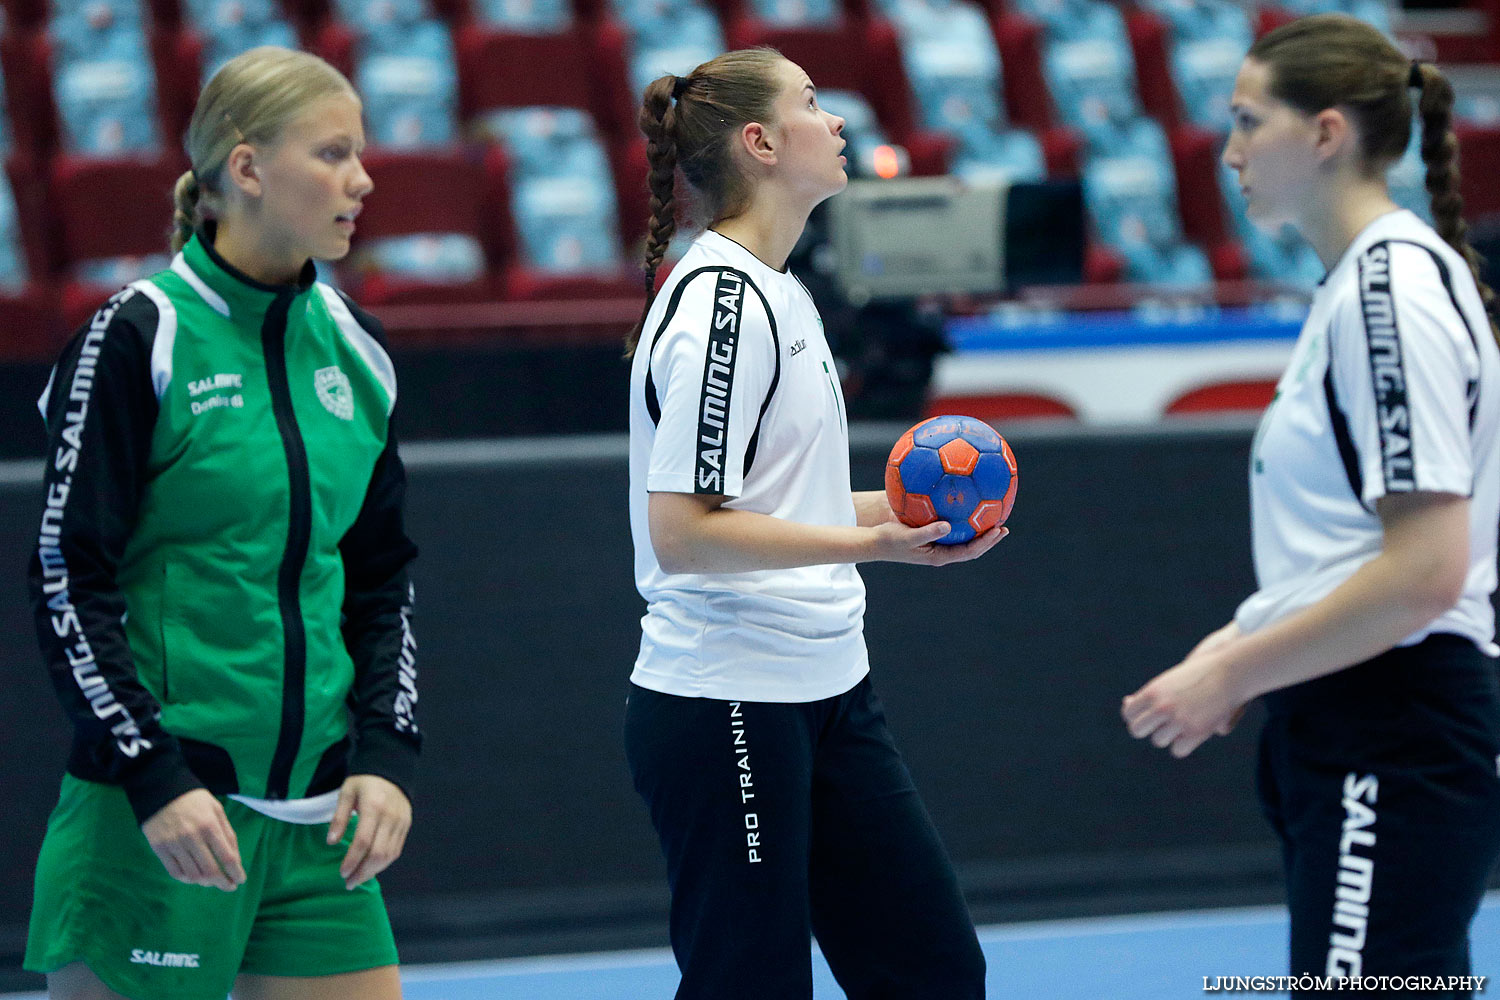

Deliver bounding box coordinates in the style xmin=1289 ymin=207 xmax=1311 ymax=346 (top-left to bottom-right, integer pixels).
xmin=344 ymin=147 xmax=501 ymax=306
xmin=1125 ymin=7 xmax=1178 ymax=126
xmin=455 ymin=22 xmax=634 ymax=141
xmin=0 ymin=284 xmax=64 ymax=361
xmin=1166 ymin=380 xmax=1277 ymax=414
xmin=1 ymin=150 xmax=63 ymax=356
xmin=8 ymin=152 xmax=51 ymax=283
xmin=1 ymin=28 xmax=57 ymax=159
xmin=727 ymin=16 xmax=957 ymax=174
xmin=1168 ymin=124 xmax=1244 ymax=279
xmin=303 ymin=18 xmax=357 ymax=80
xmin=991 ymin=12 xmax=1080 ymax=177
xmin=611 ymin=133 xmax=649 ymax=254
xmin=1457 ymin=122 xmax=1500 ymax=220
xmin=0 ymin=0 xmax=48 ymax=30
xmin=151 ymin=26 xmax=207 ymax=148
xmin=992 ymin=12 xmax=1049 ymax=131
xmin=49 ymin=152 xmax=188 ymax=329
xmin=1084 ymin=241 xmax=1125 ymax=284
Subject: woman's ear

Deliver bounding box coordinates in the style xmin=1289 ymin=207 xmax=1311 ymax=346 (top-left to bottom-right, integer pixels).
xmin=1312 ymin=107 xmax=1353 ymax=165
xmin=223 ymin=143 xmax=262 ymax=199
xmin=738 ymin=121 xmax=778 ymax=168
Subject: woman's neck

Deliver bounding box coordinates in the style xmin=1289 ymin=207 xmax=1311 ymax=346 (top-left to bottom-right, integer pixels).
xmin=210 ymin=217 xmax=305 ymax=287
xmin=712 ymin=192 xmax=813 ymax=272
xmin=1301 ymin=178 xmax=1401 ymax=272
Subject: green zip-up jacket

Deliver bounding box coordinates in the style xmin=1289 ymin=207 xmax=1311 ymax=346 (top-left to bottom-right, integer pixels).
xmin=29 ymin=230 xmax=420 ymax=824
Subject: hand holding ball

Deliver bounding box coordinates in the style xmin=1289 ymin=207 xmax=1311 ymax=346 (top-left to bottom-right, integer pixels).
xmin=885 ymin=416 xmax=1018 ymax=545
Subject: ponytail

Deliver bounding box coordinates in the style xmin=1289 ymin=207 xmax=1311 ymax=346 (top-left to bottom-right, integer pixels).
xmin=624 ymin=48 xmax=785 ymax=356
xmin=171 ymin=169 xmax=201 ymax=254
xmin=1412 ymin=61 xmax=1500 ymax=344
xmin=627 ymin=74 xmax=681 ymax=356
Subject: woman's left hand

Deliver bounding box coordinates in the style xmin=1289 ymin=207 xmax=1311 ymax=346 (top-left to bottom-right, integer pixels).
xmin=328 ymin=774 xmax=412 ymax=890
xmin=1121 ymin=651 xmax=1244 ymax=759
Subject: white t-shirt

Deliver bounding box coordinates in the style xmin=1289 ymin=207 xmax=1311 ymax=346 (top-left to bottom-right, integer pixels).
xmin=1236 ymin=210 xmax=1500 ymax=655
xmin=627 ymin=230 xmax=870 ymax=702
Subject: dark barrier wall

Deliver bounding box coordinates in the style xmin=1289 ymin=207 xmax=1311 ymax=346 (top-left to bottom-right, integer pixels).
xmin=2 ymin=424 xmax=1317 ymax=983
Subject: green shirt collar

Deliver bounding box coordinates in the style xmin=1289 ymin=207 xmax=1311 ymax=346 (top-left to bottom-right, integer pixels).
xmin=177 ymin=224 xmax=318 ymax=319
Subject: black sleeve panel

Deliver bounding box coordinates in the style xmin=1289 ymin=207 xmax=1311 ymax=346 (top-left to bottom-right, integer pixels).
xmin=336 ymin=295 xmax=421 ymax=801
xmin=28 ymin=290 xmax=203 ymax=825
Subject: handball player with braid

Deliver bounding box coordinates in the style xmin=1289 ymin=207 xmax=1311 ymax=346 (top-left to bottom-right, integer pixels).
xmin=1125 ymin=16 xmax=1500 ymax=990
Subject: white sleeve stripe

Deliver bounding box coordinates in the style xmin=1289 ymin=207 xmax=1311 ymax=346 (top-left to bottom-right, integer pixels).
xmin=130 ymin=280 xmax=178 ymax=401
xmin=693 ymin=270 xmax=746 ymax=494
xmin=170 ymin=253 xmax=230 ymax=318
xmin=1355 ymin=241 xmax=1416 ymax=491
xmin=1387 ymin=239 xmax=1483 ymax=430
xmin=316 ymin=284 xmax=396 ymax=415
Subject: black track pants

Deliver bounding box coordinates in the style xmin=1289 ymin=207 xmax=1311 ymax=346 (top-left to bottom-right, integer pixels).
xmin=625 ymin=676 xmax=986 ymax=1000
xmin=1257 ymin=636 xmax=1500 ymax=996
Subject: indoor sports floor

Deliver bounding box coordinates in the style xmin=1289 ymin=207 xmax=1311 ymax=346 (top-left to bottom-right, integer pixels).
xmin=7 ymin=895 xmax=1499 ymax=999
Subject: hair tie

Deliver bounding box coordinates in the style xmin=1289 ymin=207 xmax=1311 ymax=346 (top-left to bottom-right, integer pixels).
xmin=672 ymin=75 xmax=691 ymax=100
xmin=1409 ymin=59 xmax=1425 ymax=89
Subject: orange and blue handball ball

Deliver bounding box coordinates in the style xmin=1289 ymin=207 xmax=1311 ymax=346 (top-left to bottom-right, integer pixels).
xmin=885 ymin=415 xmax=1018 ymax=545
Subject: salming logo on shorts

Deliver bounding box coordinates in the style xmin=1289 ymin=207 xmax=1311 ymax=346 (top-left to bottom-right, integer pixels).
xmin=130 ymin=949 xmax=201 ymax=968
xmin=1327 ymin=772 xmax=1378 ymax=977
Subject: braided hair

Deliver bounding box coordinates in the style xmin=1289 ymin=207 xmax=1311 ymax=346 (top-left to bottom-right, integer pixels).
xmin=626 ymin=48 xmax=784 ymax=355
xmin=1250 ymin=14 xmax=1498 ymax=342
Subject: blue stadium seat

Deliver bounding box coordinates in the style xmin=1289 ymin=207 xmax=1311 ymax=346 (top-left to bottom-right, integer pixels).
xmin=333 ymin=0 xmax=431 ymax=40
xmin=1138 ymin=0 xmax=1252 ymax=131
xmin=889 ymin=0 xmax=1045 ymax=182
xmin=0 ymin=173 xmax=27 ymax=292
xmin=472 ymin=0 xmax=574 ymax=32
xmin=1084 ymin=118 xmax=1211 ymax=286
xmin=1139 ymin=0 xmax=1250 ymax=43
xmin=1169 ymin=33 xmax=1248 ymax=130
xmin=74 ymin=253 xmax=173 ymax=289
xmin=355 ymin=233 xmax=486 ymax=283
xmin=180 ymin=0 xmax=298 ymax=83
xmin=51 ymin=0 xmax=145 ymax=38
xmin=1387 ymin=129 xmax=1434 ymax=225
xmin=50 ymin=3 xmax=161 ymax=154
xmin=0 ymin=65 xmax=12 ymax=156
xmin=1275 ymin=0 xmax=1392 ymax=35
xmin=483 ymin=106 xmax=625 ymax=273
xmin=354 ymin=22 xmax=460 ymax=147
xmin=744 ymin=0 xmax=839 ymax=27
xmin=617 ymin=0 xmax=725 ymax=97
xmin=1455 ymin=90 xmax=1500 ymax=127
xmin=1039 ymin=7 xmax=1141 ymax=152
xmin=1008 ymin=0 xmax=1123 ymax=43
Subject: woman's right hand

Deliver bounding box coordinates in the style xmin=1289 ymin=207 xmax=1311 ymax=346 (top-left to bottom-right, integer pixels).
xmin=141 ymin=788 xmax=247 ymax=892
xmin=871 ymin=520 xmax=1009 ymax=566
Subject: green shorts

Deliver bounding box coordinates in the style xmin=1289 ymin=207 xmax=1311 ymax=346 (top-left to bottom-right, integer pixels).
xmin=25 ymin=774 xmax=398 ymax=1000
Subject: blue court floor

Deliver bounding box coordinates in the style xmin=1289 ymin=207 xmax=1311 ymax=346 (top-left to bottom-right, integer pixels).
xmin=395 ymin=898 xmax=1500 ymax=999
xmin=9 ymin=896 xmax=1499 ymax=998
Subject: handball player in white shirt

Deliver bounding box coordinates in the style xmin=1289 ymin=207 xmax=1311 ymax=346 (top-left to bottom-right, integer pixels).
xmin=1124 ymin=16 xmax=1500 ymax=989
xmin=623 ymin=48 xmax=1005 ymax=1000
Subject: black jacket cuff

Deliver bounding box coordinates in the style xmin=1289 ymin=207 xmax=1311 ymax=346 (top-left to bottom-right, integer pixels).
xmin=118 ymin=747 xmax=207 ymax=826
xmin=348 ymin=726 xmax=420 ymax=804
